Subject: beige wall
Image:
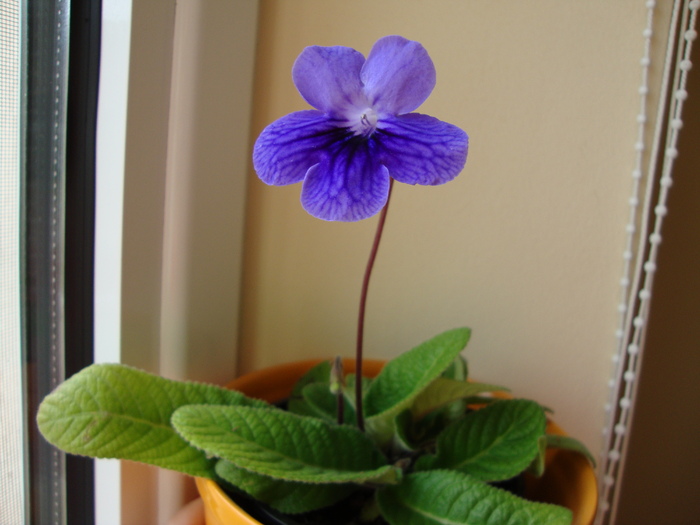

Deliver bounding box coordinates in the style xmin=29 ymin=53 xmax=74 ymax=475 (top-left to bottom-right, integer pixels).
xmin=239 ymin=0 xmax=668 ymax=457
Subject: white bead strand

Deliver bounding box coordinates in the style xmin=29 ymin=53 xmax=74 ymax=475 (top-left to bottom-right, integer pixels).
xmin=596 ymin=2 xmax=698 ymax=523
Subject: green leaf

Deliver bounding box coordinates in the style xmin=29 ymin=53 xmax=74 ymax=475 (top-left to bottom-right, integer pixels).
xmin=527 ymin=435 xmax=548 ymax=478
xmin=377 ymin=470 xmax=572 ymax=525
xmin=546 ymin=434 xmax=597 ymax=467
xmin=288 ymin=361 xmax=332 ymax=417
xmin=411 ymin=378 xmax=508 ymax=420
xmin=442 ymin=355 xmax=468 ymax=381
xmin=364 ymin=328 xmax=471 ymax=446
xmin=215 ymin=460 xmax=356 ymax=514
xmin=438 ymin=356 xmax=470 ymax=422
xmin=172 ymin=405 xmax=400 ymax=485
xmin=342 ymin=374 xmax=372 ymax=406
xmin=414 ymin=400 xmax=547 ymax=482
xmin=302 ymin=382 xmax=357 ymax=425
xmin=393 ymin=409 xmax=419 ymax=452
xmin=36 ymin=363 xmax=267 ymax=479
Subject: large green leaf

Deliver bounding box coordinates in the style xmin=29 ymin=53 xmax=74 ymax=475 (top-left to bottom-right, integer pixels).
xmin=377 ymin=470 xmax=572 ymax=525
xmin=364 ymin=328 xmax=471 ymax=445
xmin=216 ymin=460 xmax=356 ymax=514
xmin=414 ymin=400 xmax=546 ymax=482
xmin=36 ymin=363 xmax=267 ymax=478
xmin=411 ymin=377 xmax=508 ymax=420
xmin=172 ymin=405 xmax=400 ymax=485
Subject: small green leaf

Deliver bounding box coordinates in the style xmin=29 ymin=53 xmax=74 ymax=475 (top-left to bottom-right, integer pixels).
xmin=438 ymin=356 xmax=470 ymax=421
xmin=377 ymin=470 xmax=572 ymax=525
xmin=36 ymin=363 xmax=266 ymax=479
xmin=527 ymin=435 xmax=548 ymax=478
xmin=215 ymin=460 xmax=356 ymax=514
xmin=172 ymin=405 xmax=400 ymax=485
xmin=546 ymin=434 xmax=597 ymax=467
xmin=393 ymin=410 xmax=418 ymax=452
xmin=364 ymin=328 xmax=471 ymax=446
xmin=288 ymin=361 xmax=331 ymax=417
xmin=415 ymin=400 xmax=547 ymax=482
xmin=302 ymin=382 xmax=357 ymax=425
xmin=411 ymin=377 xmax=508 ymax=420
xmin=442 ymin=355 xmax=468 ymax=381
xmin=341 ymin=374 xmax=372 ymax=412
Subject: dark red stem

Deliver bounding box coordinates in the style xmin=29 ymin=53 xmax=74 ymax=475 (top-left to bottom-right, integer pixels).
xmin=355 ymin=179 xmax=394 ymax=431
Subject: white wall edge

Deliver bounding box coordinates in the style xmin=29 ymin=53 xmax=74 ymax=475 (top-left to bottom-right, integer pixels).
xmin=94 ymin=0 xmax=133 ymax=523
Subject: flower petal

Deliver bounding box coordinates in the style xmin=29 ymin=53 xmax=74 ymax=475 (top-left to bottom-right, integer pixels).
xmin=253 ymin=110 xmax=340 ymax=186
xmin=377 ymin=114 xmax=468 ymax=185
xmin=361 ymin=36 xmax=436 ymax=115
xmin=301 ymin=140 xmax=390 ymax=221
xmin=292 ymin=46 xmax=367 ymax=116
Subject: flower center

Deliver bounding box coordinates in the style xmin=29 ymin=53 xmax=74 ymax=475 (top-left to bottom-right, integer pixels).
xmin=348 ymin=107 xmax=378 ymax=137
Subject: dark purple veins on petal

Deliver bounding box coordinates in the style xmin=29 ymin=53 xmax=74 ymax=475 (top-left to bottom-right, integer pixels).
xmin=377 ymin=113 xmax=468 ymax=186
xmin=301 ymin=138 xmax=390 ymax=222
xmin=253 ymin=110 xmax=342 ymax=186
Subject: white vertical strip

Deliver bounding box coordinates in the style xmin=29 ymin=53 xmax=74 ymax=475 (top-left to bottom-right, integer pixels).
xmin=94 ymin=0 xmax=133 ymax=524
xmin=0 ymin=1 xmax=26 ymax=522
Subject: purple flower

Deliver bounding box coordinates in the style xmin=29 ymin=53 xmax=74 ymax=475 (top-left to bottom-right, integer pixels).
xmin=253 ymin=35 xmax=468 ymax=222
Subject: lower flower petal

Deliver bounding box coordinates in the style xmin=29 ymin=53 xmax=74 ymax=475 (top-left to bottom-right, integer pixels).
xmin=253 ymin=110 xmax=340 ymax=186
xmin=301 ymin=140 xmax=390 ymax=221
xmin=377 ymin=113 xmax=468 ymax=186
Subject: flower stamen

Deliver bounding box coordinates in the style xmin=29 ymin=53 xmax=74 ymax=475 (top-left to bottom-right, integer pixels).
xmin=349 ymin=107 xmax=378 ymax=137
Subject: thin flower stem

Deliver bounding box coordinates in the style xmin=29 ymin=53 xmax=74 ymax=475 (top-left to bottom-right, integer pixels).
xmin=356 ymin=178 xmax=394 ymax=432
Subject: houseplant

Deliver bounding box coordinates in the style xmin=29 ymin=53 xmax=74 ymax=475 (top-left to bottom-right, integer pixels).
xmin=37 ymin=36 xmax=596 ymax=525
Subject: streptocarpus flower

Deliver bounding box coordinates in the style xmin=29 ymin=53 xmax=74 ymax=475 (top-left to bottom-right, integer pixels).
xmin=253 ymin=35 xmax=468 ymax=222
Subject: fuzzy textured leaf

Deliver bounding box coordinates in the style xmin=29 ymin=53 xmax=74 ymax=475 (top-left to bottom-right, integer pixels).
xmin=364 ymin=328 xmax=471 ymax=445
xmin=414 ymin=400 xmax=546 ymax=482
xmin=172 ymin=405 xmax=399 ymax=484
xmin=36 ymin=363 xmax=267 ymax=478
xmin=216 ymin=460 xmax=356 ymax=514
xmin=411 ymin=377 xmax=508 ymax=420
xmin=377 ymin=470 xmax=572 ymax=525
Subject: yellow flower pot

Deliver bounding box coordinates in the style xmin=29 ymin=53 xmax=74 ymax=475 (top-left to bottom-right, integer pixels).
xmin=195 ymin=359 xmax=597 ymax=525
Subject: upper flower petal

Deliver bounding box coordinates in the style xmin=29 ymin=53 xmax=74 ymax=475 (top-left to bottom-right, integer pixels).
xmin=301 ymin=139 xmax=390 ymax=221
xmin=253 ymin=110 xmax=340 ymax=186
xmin=360 ymin=36 xmax=436 ymax=115
xmin=377 ymin=113 xmax=468 ymax=186
xmin=292 ymin=45 xmax=367 ymax=116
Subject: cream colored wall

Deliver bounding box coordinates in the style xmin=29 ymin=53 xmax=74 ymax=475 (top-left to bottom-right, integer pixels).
xmin=240 ymin=0 xmax=672 ymax=457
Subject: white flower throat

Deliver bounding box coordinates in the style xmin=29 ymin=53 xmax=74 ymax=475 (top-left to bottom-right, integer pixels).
xmin=348 ymin=107 xmax=379 ymax=137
